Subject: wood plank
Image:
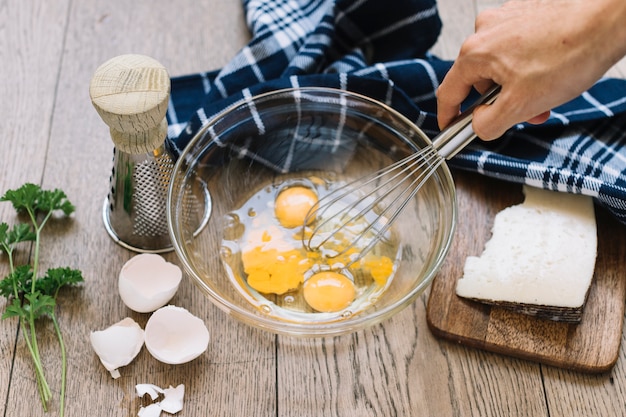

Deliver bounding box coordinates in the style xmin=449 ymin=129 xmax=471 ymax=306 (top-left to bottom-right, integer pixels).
xmin=1 ymin=1 xmax=274 ymax=417
xmin=476 ymin=0 xmax=505 ymax=13
xmin=0 ymin=2 xmax=72 ymax=417
xmin=277 ymin=295 xmax=548 ymax=417
xmin=277 ymin=304 xmax=462 ymax=417
xmin=0 ymin=1 xmax=68 ymax=190
xmin=431 ymin=0 xmax=475 ymax=60
xmin=542 ymin=367 xmax=626 ymax=417
xmin=440 ymin=341 xmax=548 ymax=417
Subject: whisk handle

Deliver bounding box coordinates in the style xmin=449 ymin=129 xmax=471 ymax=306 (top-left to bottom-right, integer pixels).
xmin=431 ymin=84 xmax=501 ymax=159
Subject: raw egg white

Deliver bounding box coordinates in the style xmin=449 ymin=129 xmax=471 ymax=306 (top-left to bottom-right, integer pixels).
xmin=274 ymin=186 xmax=318 ymax=228
xmin=303 ymin=271 xmax=356 ymax=312
xmin=221 ymin=176 xmax=398 ymax=319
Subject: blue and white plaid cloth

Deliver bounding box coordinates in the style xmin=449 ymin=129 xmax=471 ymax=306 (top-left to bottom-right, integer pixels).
xmin=166 ymin=0 xmax=626 ymax=225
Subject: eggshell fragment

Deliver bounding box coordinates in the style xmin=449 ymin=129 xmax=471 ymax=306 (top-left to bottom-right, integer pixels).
xmin=144 ymin=305 xmax=209 ymax=364
xmin=119 ymin=253 xmax=183 ymax=313
xmin=135 ymin=383 xmax=185 ymax=417
xmin=135 ymin=384 xmax=163 ymax=401
xmin=90 ymin=317 xmax=145 ymax=379
xmin=160 ymin=384 xmax=185 ymax=414
xmin=138 ymin=403 xmax=162 ymax=417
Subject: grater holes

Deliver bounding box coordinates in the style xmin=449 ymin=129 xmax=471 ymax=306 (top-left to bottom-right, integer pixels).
xmin=132 ymin=154 xmax=174 ymax=237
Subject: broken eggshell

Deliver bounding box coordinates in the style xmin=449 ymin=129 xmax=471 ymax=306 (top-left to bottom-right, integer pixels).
xmin=137 ymin=403 xmax=162 ymax=417
xmin=159 ymin=384 xmax=185 ymax=414
xmin=90 ymin=317 xmax=145 ymax=379
xmin=135 ymin=383 xmax=185 ymax=417
xmin=136 ymin=383 xmax=163 ymax=401
xmin=118 ymin=253 xmax=182 ymax=313
xmin=144 ymin=305 xmax=209 ymax=365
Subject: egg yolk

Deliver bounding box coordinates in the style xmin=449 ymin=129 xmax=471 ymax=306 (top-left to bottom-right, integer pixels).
xmin=303 ymin=271 xmax=356 ymax=312
xmin=361 ymin=255 xmax=394 ymax=286
xmin=242 ymin=247 xmax=315 ymax=295
xmin=274 ymin=186 xmax=318 ymax=228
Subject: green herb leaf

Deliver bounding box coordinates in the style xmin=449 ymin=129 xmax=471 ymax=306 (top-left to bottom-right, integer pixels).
xmin=0 ymin=223 xmax=9 ymax=255
xmin=23 ymin=291 xmax=56 ymax=320
xmin=0 ymin=222 xmax=8 ymax=245
xmin=0 ymin=265 xmax=33 ymax=299
xmin=2 ymin=298 xmax=28 ymax=320
xmin=36 ymin=267 xmax=84 ymax=296
xmin=1 ymin=293 xmax=54 ymax=322
xmin=37 ymin=188 xmax=75 ymax=216
xmin=0 ymin=183 xmax=40 ymax=213
xmin=0 ymin=183 xmax=75 ymax=216
xmin=0 ymin=183 xmax=80 ymax=415
xmin=0 ymin=223 xmax=35 ymax=258
xmin=8 ymin=223 xmax=36 ymax=245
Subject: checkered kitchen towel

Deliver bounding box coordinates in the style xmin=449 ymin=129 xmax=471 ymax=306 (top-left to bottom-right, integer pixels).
xmin=166 ymin=0 xmax=626 ymax=225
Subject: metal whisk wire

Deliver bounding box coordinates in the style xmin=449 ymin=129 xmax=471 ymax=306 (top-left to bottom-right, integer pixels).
xmin=303 ymin=85 xmax=501 ymax=262
xmin=304 ymin=145 xmax=444 ymax=259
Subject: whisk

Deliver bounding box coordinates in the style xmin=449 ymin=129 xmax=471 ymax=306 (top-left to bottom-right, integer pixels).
xmin=303 ymin=85 xmax=501 ymax=263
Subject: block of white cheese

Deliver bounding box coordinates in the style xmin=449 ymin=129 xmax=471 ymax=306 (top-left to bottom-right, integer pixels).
xmin=455 ymin=185 xmax=597 ymax=323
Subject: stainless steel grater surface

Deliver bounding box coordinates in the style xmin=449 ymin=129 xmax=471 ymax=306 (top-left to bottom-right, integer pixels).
xmin=103 ymin=145 xmax=175 ymax=252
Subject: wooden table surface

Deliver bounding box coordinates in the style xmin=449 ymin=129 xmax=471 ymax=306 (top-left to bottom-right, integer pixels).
xmin=2 ymin=1 xmax=626 ymax=416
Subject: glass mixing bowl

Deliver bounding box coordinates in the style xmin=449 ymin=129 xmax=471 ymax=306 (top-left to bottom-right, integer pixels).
xmin=167 ymin=87 xmax=456 ymax=337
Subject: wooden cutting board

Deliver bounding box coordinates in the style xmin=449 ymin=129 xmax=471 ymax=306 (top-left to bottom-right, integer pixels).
xmin=426 ymin=172 xmax=626 ymax=373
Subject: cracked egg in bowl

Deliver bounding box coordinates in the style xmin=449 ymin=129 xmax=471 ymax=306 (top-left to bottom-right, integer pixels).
xmin=167 ymin=87 xmax=456 ymax=337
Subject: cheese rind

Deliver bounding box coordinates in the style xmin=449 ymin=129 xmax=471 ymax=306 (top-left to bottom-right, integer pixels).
xmin=455 ymin=186 xmax=597 ymax=319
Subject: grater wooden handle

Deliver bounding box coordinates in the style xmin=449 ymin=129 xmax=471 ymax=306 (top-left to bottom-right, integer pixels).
xmin=90 ymin=54 xmax=171 ymax=154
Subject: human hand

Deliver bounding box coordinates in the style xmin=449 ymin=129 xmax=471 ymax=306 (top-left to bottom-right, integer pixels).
xmin=436 ymin=0 xmax=626 ymax=140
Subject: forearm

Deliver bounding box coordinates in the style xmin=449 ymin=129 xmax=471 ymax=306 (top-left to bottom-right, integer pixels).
xmin=436 ymin=0 xmax=626 ymax=140
xmin=591 ymin=0 xmax=626 ymax=69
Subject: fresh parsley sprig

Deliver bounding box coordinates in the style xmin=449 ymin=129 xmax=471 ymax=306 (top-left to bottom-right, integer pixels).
xmin=0 ymin=183 xmax=83 ymax=417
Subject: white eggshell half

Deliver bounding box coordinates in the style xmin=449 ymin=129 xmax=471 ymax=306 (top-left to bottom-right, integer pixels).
xmin=119 ymin=253 xmax=183 ymax=313
xmin=144 ymin=305 xmax=210 ymax=365
xmin=90 ymin=317 xmax=145 ymax=379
